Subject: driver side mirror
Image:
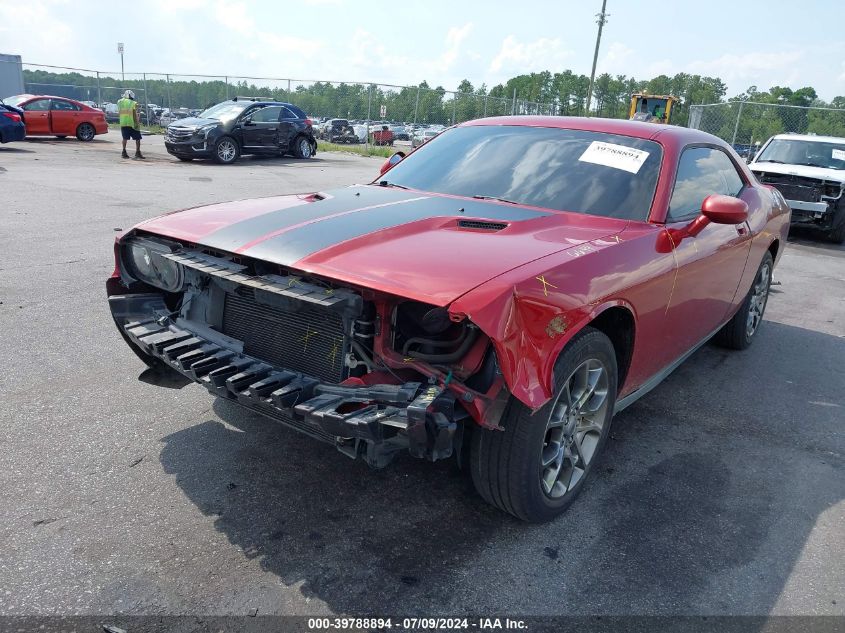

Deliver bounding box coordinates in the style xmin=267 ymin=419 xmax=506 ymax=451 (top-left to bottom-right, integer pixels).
xmin=684 ymin=194 xmax=748 ymax=238
xmin=661 ymin=194 xmax=749 ymax=250
xmin=379 ymin=151 xmax=406 ymax=176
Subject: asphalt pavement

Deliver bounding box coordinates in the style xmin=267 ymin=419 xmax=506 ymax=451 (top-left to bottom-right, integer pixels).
xmin=0 ymin=134 xmax=842 ymax=619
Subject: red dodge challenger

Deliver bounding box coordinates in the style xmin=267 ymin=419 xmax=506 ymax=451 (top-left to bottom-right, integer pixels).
xmin=107 ymin=117 xmax=790 ymax=521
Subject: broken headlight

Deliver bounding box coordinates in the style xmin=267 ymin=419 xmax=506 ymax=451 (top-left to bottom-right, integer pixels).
xmin=123 ymin=238 xmax=184 ymax=292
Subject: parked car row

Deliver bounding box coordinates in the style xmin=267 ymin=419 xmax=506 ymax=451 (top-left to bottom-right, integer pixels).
xmin=308 ymin=117 xmax=444 ymax=147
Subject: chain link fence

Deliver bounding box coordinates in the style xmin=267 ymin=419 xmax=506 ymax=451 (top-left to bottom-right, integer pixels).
xmin=689 ymin=101 xmax=845 ymax=158
xmin=5 ymin=61 xmax=554 ymax=134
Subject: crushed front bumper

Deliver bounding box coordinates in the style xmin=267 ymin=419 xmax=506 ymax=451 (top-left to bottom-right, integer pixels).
xmin=109 ymin=293 xmax=458 ymax=467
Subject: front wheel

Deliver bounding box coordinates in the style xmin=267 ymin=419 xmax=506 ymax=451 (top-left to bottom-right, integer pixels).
xmin=76 ymin=123 xmax=95 ymax=142
xmin=714 ymin=251 xmax=773 ymax=350
xmin=213 ymin=136 xmax=240 ymax=164
xmin=470 ymin=327 xmax=617 ymax=522
xmin=293 ymin=136 xmax=313 ymax=159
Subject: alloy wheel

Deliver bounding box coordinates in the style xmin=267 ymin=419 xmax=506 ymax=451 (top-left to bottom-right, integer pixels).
xmin=540 ymin=358 xmax=609 ymax=498
xmin=300 ymin=138 xmax=312 ymax=158
xmin=217 ymin=139 xmax=236 ymax=162
xmin=79 ymin=124 xmax=94 ymax=141
xmin=746 ymin=262 xmax=771 ymax=338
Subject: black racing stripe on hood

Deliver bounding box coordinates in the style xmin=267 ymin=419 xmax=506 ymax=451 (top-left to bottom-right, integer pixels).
xmin=241 ymin=193 xmax=550 ymax=266
xmin=199 ymin=185 xmax=414 ymax=253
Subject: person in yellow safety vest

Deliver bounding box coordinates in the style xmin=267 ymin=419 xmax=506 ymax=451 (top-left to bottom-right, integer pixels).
xmin=118 ymin=90 xmax=144 ymax=160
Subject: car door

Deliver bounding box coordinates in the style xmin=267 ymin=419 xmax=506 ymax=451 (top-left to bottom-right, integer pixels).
xmin=240 ymin=105 xmax=282 ymax=152
xmin=662 ymin=146 xmax=753 ymax=356
xmin=49 ymin=99 xmax=81 ymax=135
xmin=21 ymin=98 xmax=52 ymax=134
xmin=277 ymin=106 xmax=299 ymax=151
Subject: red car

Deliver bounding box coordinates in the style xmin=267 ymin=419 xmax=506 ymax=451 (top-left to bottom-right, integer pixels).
xmin=4 ymin=94 xmax=108 ymax=141
xmin=107 ymin=117 xmax=789 ymax=521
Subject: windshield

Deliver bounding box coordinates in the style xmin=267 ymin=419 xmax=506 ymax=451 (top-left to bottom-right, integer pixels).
xmin=382 ymin=125 xmax=662 ymax=220
xmin=198 ymin=101 xmax=250 ymax=121
xmin=757 ymin=138 xmax=845 ymax=170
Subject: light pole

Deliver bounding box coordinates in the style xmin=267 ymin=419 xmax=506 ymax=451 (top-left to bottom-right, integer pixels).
xmin=584 ymin=0 xmax=608 ymax=117
xmin=117 ymin=42 xmax=125 ymax=82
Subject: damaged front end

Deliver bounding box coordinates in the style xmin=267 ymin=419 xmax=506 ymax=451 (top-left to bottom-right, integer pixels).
xmin=107 ymin=233 xmax=508 ymax=468
xmin=754 ymin=171 xmax=844 ymax=232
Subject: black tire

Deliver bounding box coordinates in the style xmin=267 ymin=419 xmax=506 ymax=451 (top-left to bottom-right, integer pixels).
xmin=76 ymin=123 xmax=95 ymax=142
xmin=714 ymin=251 xmax=773 ymax=350
xmin=292 ymin=135 xmax=313 ymax=159
xmin=212 ymin=136 xmax=240 ymax=164
xmin=828 ymin=217 xmax=845 ymax=244
xmin=176 ymin=156 xmax=193 ymax=162
xmin=470 ymin=327 xmax=617 ymax=522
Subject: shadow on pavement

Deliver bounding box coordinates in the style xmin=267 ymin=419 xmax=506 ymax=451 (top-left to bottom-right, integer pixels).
xmin=159 ymin=320 xmax=843 ymax=615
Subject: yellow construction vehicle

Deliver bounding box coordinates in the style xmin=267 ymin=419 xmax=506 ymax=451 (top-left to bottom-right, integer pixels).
xmin=628 ymin=94 xmax=677 ymax=124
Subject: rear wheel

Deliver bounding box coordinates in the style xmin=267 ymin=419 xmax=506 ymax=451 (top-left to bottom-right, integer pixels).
xmin=213 ymin=136 xmax=239 ymax=164
xmin=293 ymin=135 xmax=313 ymax=159
xmin=714 ymin=251 xmax=773 ymax=350
xmin=76 ymin=123 xmax=95 ymax=142
xmin=470 ymin=327 xmax=617 ymax=522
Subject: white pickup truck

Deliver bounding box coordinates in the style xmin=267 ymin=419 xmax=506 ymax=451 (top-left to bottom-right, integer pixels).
xmin=749 ymin=133 xmax=845 ymax=243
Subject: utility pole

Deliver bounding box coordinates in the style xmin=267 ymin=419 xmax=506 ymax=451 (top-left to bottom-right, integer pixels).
xmin=117 ymin=42 xmax=125 ymax=82
xmin=584 ymin=0 xmax=608 ymax=117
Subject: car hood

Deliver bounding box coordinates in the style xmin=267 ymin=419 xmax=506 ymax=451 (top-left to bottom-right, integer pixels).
xmin=167 ymin=117 xmax=218 ymax=128
xmin=750 ymin=161 xmax=845 ymax=184
xmin=135 ymin=185 xmax=627 ymax=306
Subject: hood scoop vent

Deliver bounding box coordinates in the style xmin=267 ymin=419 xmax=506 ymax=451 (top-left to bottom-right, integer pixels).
xmin=457 ymin=219 xmax=508 ymax=231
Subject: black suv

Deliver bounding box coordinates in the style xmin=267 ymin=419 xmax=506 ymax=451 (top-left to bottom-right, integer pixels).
xmin=164 ymin=97 xmax=317 ymax=164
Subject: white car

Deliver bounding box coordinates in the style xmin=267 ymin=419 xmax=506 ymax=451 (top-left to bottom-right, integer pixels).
xmin=749 ymin=133 xmax=845 ymax=243
xmin=411 ymin=129 xmax=440 ymax=147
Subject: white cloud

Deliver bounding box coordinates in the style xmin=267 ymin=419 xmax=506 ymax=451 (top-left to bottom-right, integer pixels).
xmin=0 ymin=0 xmax=74 ymax=64
xmin=489 ymin=35 xmax=573 ymax=75
xmin=214 ymin=0 xmax=255 ymax=36
xmin=689 ymin=50 xmax=804 ymax=83
xmin=435 ymin=23 xmax=473 ymax=72
xmin=597 ymin=41 xmax=634 ymax=75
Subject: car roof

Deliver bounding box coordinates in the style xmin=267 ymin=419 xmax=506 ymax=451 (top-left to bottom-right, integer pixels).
xmin=19 ymin=94 xmax=81 ymax=102
xmin=226 ymin=99 xmax=296 ymax=107
xmin=771 ymin=133 xmax=845 ymax=144
xmin=462 ymin=115 xmax=725 ymax=146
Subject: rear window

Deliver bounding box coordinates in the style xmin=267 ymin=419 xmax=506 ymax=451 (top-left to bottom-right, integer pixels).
xmin=383 ymin=125 xmax=663 ymax=220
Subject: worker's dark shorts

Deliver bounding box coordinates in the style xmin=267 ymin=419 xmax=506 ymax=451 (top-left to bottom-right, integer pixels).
xmin=121 ymin=126 xmax=142 ymax=141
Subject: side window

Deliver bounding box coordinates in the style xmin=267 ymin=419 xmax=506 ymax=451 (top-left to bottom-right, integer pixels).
xmin=51 ymin=99 xmax=80 ymax=111
xmin=668 ymin=147 xmax=745 ymax=221
xmin=280 ymin=107 xmax=298 ymax=120
xmin=250 ymin=106 xmax=282 ymax=123
xmin=24 ymin=99 xmax=51 ymax=111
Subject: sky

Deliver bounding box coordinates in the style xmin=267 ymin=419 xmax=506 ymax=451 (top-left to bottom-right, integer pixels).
xmin=2 ymin=0 xmax=844 ymax=101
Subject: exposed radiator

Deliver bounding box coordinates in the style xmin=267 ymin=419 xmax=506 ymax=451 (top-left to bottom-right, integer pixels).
xmin=222 ymin=287 xmax=347 ymax=383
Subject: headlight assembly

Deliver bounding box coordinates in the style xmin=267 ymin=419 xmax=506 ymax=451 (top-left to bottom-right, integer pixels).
xmin=123 ymin=238 xmax=184 ymax=292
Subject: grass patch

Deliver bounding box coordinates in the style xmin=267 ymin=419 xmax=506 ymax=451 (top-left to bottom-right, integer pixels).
xmin=317 ymin=140 xmax=395 ymax=158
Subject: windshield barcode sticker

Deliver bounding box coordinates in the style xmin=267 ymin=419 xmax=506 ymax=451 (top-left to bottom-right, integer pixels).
xmin=578 ymin=141 xmax=650 ymax=174
xmin=832 ymin=149 xmax=845 ymax=161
